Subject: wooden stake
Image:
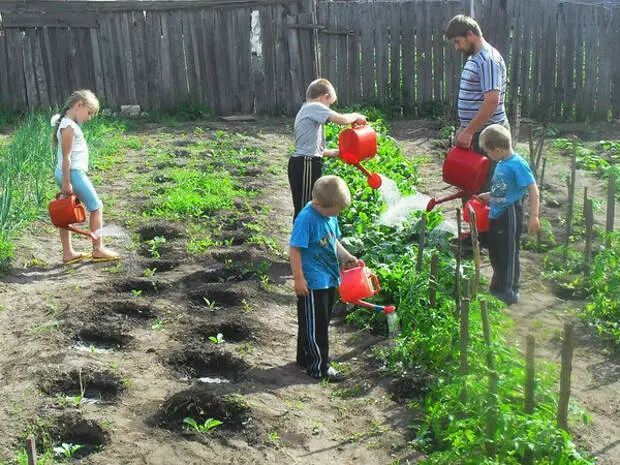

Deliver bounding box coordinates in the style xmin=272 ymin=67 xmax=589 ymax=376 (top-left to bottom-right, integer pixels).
xmin=537 ymin=157 xmax=547 ymax=249
xmin=481 ymin=300 xmax=497 ymax=458
xmin=429 ymin=252 xmax=439 ymax=308
xmin=467 ymin=203 xmax=481 ymax=298
xmin=607 ymin=172 xmax=616 ymax=243
xmin=564 ymin=139 xmax=577 ymax=260
xmin=455 ymin=208 xmax=462 ymax=315
xmin=25 ymin=436 xmax=37 ymax=465
xmin=459 ymin=279 xmax=470 ymax=376
xmin=523 ymin=336 xmax=535 ymax=465
xmin=416 ymin=213 xmax=427 ymax=272
xmin=528 ymin=124 xmax=535 ymax=171
xmin=534 ymin=119 xmax=550 ymax=174
xmin=513 ymin=88 xmax=521 ymax=148
xmin=584 ymin=198 xmax=594 ymax=279
xmin=557 ymin=324 xmax=575 ymax=431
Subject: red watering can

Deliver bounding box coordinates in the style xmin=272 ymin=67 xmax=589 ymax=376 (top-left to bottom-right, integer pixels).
xmin=48 ymin=193 xmax=96 ymax=240
xmin=463 ymin=197 xmax=490 ymax=232
xmin=338 ymin=123 xmax=383 ymax=189
xmin=426 ymin=146 xmax=490 ymax=211
xmin=339 ymin=261 xmax=395 ymax=314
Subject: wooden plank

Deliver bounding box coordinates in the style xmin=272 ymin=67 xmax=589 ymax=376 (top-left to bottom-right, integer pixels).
xmin=565 ymin=3 xmax=578 ymax=118
xmin=53 ymin=28 xmax=70 ymax=101
xmin=541 ymin=3 xmax=557 ymax=118
xmin=401 ymin=1 xmax=414 ymax=113
xmin=297 ymin=12 xmax=315 ymax=94
xmin=596 ymin=7 xmax=611 ymax=120
xmin=326 ymin=2 xmax=338 ymax=89
xmin=2 ymin=11 xmax=98 ymax=28
xmin=287 ymin=5 xmax=304 ymax=109
xmin=158 ymin=12 xmax=175 ymax=109
xmin=6 ymin=29 xmax=28 ymax=109
xmin=238 ymin=8 xmax=253 ymax=114
xmin=346 ymin=3 xmax=361 ymax=105
xmin=130 ymin=11 xmax=149 ymax=108
xmin=530 ymin=2 xmax=542 ymax=116
xmin=168 ymin=10 xmax=186 ymax=103
xmin=143 ymin=10 xmax=161 ymax=110
xmin=21 ymin=31 xmax=39 ymax=109
xmin=582 ymin=5 xmax=597 ymax=119
xmin=78 ymin=28 xmax=95 ymax=89
xmin=390 ymin=2 xmax=401 ymax=108
xmin=0 ymin=35 xmax=10 ymax=106
xmin=360 ymin=1 xmax=374 ymax=101
xmin=417 ymin=2 xmax=431 ymax=105
xmin=613 ymin=9 xmax=620 ymax=118
xmin=519 ymin=1 xmax=533 ymax=117
xmin=89 ymin=27 xmax=105 ymax=99
xmin=40 ymin=28 xmax=58 ymax=106
xmin=573 ymin=1 xmax=585 ymax=120
xmin=374 ymin=3 xmax=388 ymax=103
xmin=227 ymin=8 xmax=242 ymax=112
xmin=432 ymin=4 xmax=443 ymax=102
xmin=97 ymin=15 xmax=116 ymax=108
xmin=111 ymin=13 xmax=128 ymax=103
xmin=183 ymin=10 xmax=199 ymax=103
xmin=213 ymin=8 xmax=232 ymax=114
xmin=336 ymin=3 xmax=349 ymax=105
xmin=33 ymin=29 xmax=50 ymax=107
xmin=200 ymin=8 xmax=218 ymax=112
xmin=260 ymin=6 xmax=275 ymax=113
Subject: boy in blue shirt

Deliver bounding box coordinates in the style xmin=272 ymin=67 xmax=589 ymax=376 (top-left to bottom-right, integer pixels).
xmin=289 ymin=175 xmax=359 ymax=382
xmin=476 ymin=124 xmax=540 ymax=305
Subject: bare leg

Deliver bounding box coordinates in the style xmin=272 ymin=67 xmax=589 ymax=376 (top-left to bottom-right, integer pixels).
xmin=90 ymin=208 xmax=118 ymax=258
xmin=60 ymin=228 xmax=82 ymax=262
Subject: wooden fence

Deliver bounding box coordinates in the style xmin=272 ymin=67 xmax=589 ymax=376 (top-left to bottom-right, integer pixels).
xmin=0 ymin=0 xmax=618 ymax=120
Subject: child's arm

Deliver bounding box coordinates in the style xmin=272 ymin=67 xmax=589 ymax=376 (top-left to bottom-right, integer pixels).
xmin=336 ymin=240 xmax=359 ymax=269
xmin=527 ymin=183 xmax=540 ymax=235
xmin=60 ymin=126 xmax=74 ymax=194
xmin=323 ymin=148 xmax=339 ymax=158
xmin=328 ymin=112 xmax=366 ymax=126
xmin=475 ymin=192 xmax=490 ymax=203
xmin=290 ymin=246 xmax=309 ymax=296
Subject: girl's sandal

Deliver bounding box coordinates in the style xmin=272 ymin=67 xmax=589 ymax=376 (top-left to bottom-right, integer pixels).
xmin=63 ymin=253 xmax=91 ymax=265
xmin=91 ymin=255 xmax=120 ymax=263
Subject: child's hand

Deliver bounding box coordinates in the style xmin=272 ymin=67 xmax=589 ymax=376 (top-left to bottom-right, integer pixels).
xmin=528 ymin=216 xmax=541 ymax=235
xmin=474 ymin=193 xmax=490 ymax=204
xmin=294 ymin=277 xmax=309 ymax=296
xmin=353 ymin=114 xmax=366 ymax=125
xmin=62 ymin=182 xmax=73 ymax=195
xmin=342 ymin=255 xmax=360 ymax=270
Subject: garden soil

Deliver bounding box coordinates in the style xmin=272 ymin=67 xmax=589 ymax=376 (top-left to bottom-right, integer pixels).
xmin=0 ymin=119 xmax=424 ymax=465
xmin=391 ymin=119 xmax=620 ymax=465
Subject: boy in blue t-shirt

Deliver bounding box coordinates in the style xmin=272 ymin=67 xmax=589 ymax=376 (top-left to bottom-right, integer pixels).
xmin=289 ymin=175 xmax=359 ymax=382
xmin=475 ymin=124 xmax=540 ymax=305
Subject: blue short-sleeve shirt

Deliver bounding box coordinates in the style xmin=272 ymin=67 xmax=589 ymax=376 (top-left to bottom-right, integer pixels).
xmin=490 ymin=153 xmax=536 ymax=219
xmin=290 ymin=203 xmax=341 ymax=289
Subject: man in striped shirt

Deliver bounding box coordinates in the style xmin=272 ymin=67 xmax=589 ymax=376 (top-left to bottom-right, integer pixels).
xmin=446 ymin=15 xmax=508 ymax=189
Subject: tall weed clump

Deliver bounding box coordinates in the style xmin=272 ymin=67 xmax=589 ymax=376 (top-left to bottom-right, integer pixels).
xmin=324 ymin=108 xmax=593 ymax=464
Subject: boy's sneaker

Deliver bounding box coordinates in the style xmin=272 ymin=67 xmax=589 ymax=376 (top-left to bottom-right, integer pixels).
xmin=491 ymin=290 xmax=519 ymax=306
xmin=324 ymin=366 xmax=346 ymax=383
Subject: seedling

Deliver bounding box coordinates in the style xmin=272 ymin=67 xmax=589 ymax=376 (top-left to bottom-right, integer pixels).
xmin=151 ymin=319 xmax=164 ymax=331
xmin=241 ymin=299 xmax=254 ymax=314
xmin=53 ymin=443 xmax=83 ymax=459
xmin=259 ymin=274 xmax=270 ymax=289
xmin=183 ymin=417 xmax=223 ymax=433
xmin=208 ymin=333 xmax=225 ymax=344
xmin=268 ymin=431 xmax=283 ymax=449
xmin=131 ymin=289 xmax=143 ymax=297
xmin=143 ymin=267 xmax=157 ymax=278
xmin=104 ymin=261 xmax=123 ymax=274
xmin=146 ymin=236 xmax=166 ymax=258
xmin=203 ymin=297 xmax=219 ymax=312
xmin=89 ymin=345 xmax=96 ymax=353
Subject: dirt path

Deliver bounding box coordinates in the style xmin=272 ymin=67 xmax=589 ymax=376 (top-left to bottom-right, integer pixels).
xmin=390 ymin=119 xmax=620 ymax=465
xmin=0 ymin=119 xmax=421 ymax=465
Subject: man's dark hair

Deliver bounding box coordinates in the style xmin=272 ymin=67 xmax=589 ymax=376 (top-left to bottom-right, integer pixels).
xmin=445 ymin=15 xmax=482 ymax=39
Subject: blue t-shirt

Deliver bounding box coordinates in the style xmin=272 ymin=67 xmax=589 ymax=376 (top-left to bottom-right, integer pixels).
xmin=490 ymin=154 xmax=535 ymax=219
xmin=289 ymin=203 xmax=341 ymax=289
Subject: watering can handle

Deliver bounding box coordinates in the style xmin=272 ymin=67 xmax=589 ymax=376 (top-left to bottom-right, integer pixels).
xmin=369 ymin=273 xmax=381 ymax=294
xmin=351 ymin=121 xmax=367 ymax=129
xmin=341 ymin=259 xmax=365 ymax=271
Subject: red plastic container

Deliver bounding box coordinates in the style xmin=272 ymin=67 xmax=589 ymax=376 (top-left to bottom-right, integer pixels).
xmin=338 ymin=123 xmax=378 ymax=164
xmin=48 ymin=194 xmax=87 ymax=227
xmin=442 ymin=147 xmax=490 ymax=193
xmin=339 ymin=260 xmax=380 ymax=303
xmin=463 ymin=198 xmax=490 ymax=232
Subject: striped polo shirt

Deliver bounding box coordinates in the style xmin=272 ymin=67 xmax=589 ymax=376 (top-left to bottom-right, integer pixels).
xmin=458 ymin=40 xmax=507 ymax=129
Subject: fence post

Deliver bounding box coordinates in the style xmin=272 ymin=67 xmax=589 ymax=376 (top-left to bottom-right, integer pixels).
xmin=607 ymin=172 xmax=616 ymax=245
xmin=584 ymin=198 xmax=594 ymax=280
xmin=564 ymin=140 xmax=577 ymax=260
xmin=537 ymin=157 xmax=547 ymax=249
xmin=429 ymin=253 xmax=439 ymax=308
xmin=416 ymin=213 xmax=427 ymax=272
xmin=467 ymin=203 xmax=481 ymax=298
xmin=26 ymin=436 xmax=37 ymax=465
xmin=455 ymin=208 xmax=463 ymax=315
xmin=523 ymin=335 xmax=536 ymax=465
xmin=557 ymin=324 xmax=575 ymax=431
xmin=481 ymin=300 xmax=497 ymax=457
xmin=460 ymin=279 xmax=470 ymax=376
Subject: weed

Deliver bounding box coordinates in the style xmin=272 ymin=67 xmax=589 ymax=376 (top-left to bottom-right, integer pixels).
xmin=53 ymin=443 xmax=83 ymax=459
xmin=143 ymin=267 xmax=157 ymax=278
xmin=208 ymin=333 xmax=225 ymax=344
xmin=183 ymin=417 xmax=223 ymax=433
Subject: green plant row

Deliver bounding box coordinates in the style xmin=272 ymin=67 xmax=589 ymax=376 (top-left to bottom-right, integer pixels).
xmin=324 ymin=109 xmax=593 ymax=464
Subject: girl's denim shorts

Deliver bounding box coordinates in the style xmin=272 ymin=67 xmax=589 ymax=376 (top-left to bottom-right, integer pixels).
xmin=55 ymin=167 xmax=102 ymax=212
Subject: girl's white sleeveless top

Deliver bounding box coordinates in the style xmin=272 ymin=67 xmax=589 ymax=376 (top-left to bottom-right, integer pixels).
xmin=55 ymin=117 xmax=89 ymax=172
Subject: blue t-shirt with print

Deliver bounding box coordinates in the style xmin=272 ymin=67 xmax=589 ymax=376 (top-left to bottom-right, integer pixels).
xmin=490 ymin=153 xmax=535 ymax=219
xmin=290 ymin=203 xmax=341 ymax=290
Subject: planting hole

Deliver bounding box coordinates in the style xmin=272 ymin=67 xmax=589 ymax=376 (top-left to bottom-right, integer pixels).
xmin=40 ymin=367 xmax=124 ymax=402
xmin=97 ymin=300 xmax=157 ymax=320
xmin=114 ymin=278 xmax=169 ymax=295
xmin=137 ymin=222 xmax=184 ymax=241
xmin=39 ymin=414 xmax=109 ymax=459
xmin=192 ymin=322 xmax=252 ymax=343
xmin=74 ymin=324 xmax=133 ymax=351
xmin=189 ymin=285 xmax=245 ymax=306
xmin=168 ymin=347 xmax=249 ymax=381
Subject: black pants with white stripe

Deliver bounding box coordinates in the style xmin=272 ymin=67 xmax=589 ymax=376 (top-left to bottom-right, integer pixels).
xmin=488 ymin=202 xmax=523 ymax=302
xmin=297 ymin=288 xmax=335 ymax=378
xmin=288 ymin=156 xmax=323 ymax=221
